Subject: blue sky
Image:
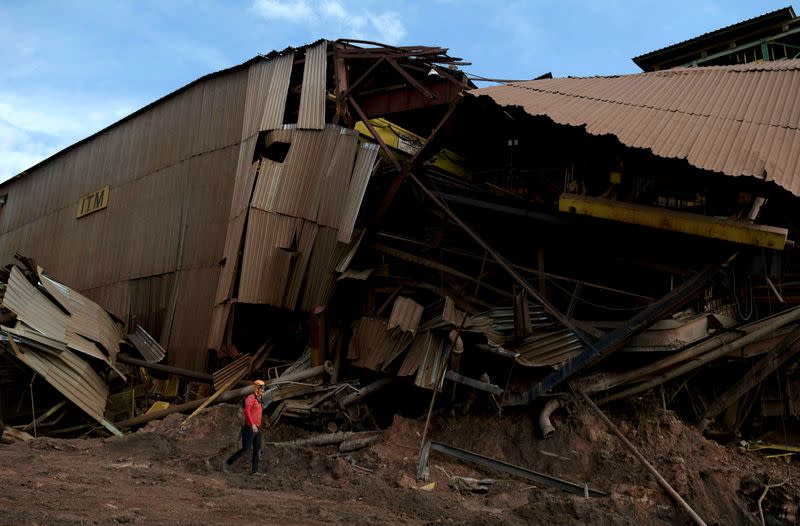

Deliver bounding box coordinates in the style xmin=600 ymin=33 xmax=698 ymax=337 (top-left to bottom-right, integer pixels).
xmin=0 ymin=0 xmax=791 ymax=181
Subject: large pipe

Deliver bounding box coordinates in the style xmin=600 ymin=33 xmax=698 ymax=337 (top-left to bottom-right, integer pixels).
xmin=575 ymin=313 xmax=786 ymax=394
xmin=116 ymin=354 xmax=213 ymax=382
xmin=115 ymin=362 xmax=332 ymax=429
xmin=598 ymin=307 xmax=800 ymax=405
xmin=340 ymin=378 xmax=392 ymax=407
xmin=539 ymin=399 xmax=562 ymax=438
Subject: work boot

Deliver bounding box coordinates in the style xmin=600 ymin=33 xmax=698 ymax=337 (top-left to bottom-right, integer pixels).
xmin=251 ymin=470 xmax=263 ymax=476
xmin=222 ymin=460 xmax=230 ymax=473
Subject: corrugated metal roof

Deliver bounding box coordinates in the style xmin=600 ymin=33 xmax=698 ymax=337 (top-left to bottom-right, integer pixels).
xmin=297 ymin=41 xmax=328 ymax=130
xmin=471 ymin=60 xmax=800 ymax=196
xmin=632 ymin=7 xmax=797 ymax=68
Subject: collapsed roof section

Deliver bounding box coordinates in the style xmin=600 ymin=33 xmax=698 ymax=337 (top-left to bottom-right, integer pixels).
xmin=469 ymin=60 xmax=800 ymax=196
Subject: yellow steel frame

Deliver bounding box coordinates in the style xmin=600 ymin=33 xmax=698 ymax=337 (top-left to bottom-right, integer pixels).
xmin=559 ymin=194 xmax=788 ymax=250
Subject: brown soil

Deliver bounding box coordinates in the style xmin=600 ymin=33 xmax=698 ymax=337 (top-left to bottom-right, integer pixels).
xmin=1 ymin=403 xmax=798 ymax=525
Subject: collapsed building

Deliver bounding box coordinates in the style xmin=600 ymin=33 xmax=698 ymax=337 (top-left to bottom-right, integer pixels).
xmin=1 ymin=11 xmax=800 ymax=481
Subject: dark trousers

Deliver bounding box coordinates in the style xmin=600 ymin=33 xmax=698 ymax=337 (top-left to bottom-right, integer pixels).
xmin=226 ymin=425 xmax=261 ymax=473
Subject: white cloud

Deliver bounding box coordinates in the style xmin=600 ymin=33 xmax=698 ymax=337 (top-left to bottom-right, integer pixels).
xmin=0 ymin=92 xmax=136 ymax=182
xmin=251 ymin=0 xmax=406 ymax=43
xmin=252 ymin=0 xmax=314 ymax=23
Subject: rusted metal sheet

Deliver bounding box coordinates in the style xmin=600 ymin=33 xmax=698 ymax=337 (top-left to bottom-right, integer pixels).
xmin=128 ymin=325 xmax=167 ymax=363
xmin=238 ymin=210 xmax=298 ymax=304
xmin=240 ymin=53 xmax=294 ymax=138
xmin=348 ymin=318 xmax=414 ymax=371
xmin=212 ymin=354 xmax=252 ymax=391
xmin=514 ymin=330 xmax=583 ymax=367
xmin=260 ymin=53 xmax=295 ymax=131
xmin=388 ymin=297 xmax=424 ymax=334
xmin=166 ymin=266 xmax=219 ymax=371
xmin=3 ymin=267 xmax=68 ymax=341
xmin=318 ymin=128 xmax=360 ymax=228
xmin=283 ymin=219 xmax=319 ymax=309
xmin=297 ymin=42 xmax=328 ymax=130
xmin=338 ymin=142 xmax=379 ymax=243
xmin=300 ymin=226 xmax=350 ymax=311
xmin=215 ymin=139 xmax=259 ymax=305
xmin=398 ymin=331 xmax=447 ymax=389
xmin=39 ymin=273 xmax=125 ymax=363
xmin=7 ymin=344 xmax=115 ymax=433
xmin=472 ymin=60 xmax=800 ymax=195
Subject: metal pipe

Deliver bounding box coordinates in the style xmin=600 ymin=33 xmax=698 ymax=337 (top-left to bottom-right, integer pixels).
xmin=116 ymin=354 xmax=213 ymax=382
xmin=539 ymin=399 xmax=562 ymax=437
xmin=115 ymin=362 xmax=332 ymax=429
xmin=579 ymin=391 xmax=707 ymax=526
xmin=578 ymin=308 xmax=800 ymax=394
xmin=598 ymin=307 xmax=800 ymax=405
xmin=340 ymin=378 xmax=392 ymax=407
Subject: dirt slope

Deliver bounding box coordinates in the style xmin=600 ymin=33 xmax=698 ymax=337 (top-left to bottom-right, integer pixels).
xmin=0 ymin=403 xmax=797 ymax=525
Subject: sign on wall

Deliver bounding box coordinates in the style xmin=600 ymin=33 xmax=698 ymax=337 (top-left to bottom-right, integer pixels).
xmin=76 ymin=185 xmax=110 ymax=219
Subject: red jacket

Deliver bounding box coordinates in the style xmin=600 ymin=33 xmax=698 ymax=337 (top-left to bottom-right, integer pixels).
xmin=243 ymin=394 xmax=262 ymax=427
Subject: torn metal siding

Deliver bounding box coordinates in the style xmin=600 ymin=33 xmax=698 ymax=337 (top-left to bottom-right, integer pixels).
xmin=238 ymin=210 xmax=298 ymax=304
xmin=338 ymin=142 xmax=379 ymax=243
xmin=259 ymin=53 xmax=295 ymax=131
xmin=471 ymin=60 xmax=800 ymax=195
xmin=128 ymin=325 xmax=167 ymax=363
xmin=300 ymin=226 xmax=347 ymax=311
xmin=3 ymin=267 xmax=68 ymax=341
xmin=318 ymin=128 xmax=361 ymax=228
xmin=388 ymin=297 xmax=424 ymax=333
xmin=297 ymin=41 xmax=328 ymax=130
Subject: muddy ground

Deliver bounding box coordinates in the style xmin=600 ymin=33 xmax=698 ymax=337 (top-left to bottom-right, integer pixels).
xmin=0 ymin=402 xmax=798 ymax=525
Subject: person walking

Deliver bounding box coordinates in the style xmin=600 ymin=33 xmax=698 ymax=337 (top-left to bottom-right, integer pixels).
xmin=223 ymin=379 xmax=266 ymax=474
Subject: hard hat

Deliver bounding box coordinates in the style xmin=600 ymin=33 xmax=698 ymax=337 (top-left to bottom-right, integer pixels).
xmin=254 ymin=379 xmax=266 ymax=388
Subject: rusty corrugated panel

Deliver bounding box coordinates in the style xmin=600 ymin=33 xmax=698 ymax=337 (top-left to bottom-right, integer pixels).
xmin=338 ymin=142 xmax=379 ymax=243
xmin=166 ymin=266 xmax=219 ymax=371
xmin=272 ymin=127 xmax=328 ymax=219
xmin=319 ymin=128 xmax=360 ymax=228
xmin=514 ymin=330 xmax=584 ymax=367
xmin=82 ymin=282 xmax=130 ymax=323
xmin=250 ymin=158 xmax=284 ymax=212
xmin=260 ymin=53 xmax=295 ymax=131
xmin=238 ymin=210 xmax=298 ymax=304
xmin=471 ymin=60 xmax=800 ymax=195
xmin=300 ymin=226 xmax=352 ymax=311
xmin=128 ymin=324 xmax=167 ymax=363
xmin=283 ymin=219 xmax=319 ymax=310
xmin=215 ymin=139 xmax=259 ymax=305
xmin=347 ymin=318 xmax=413 ymax=371
xmin=388 ymin=297 xmax=424 ymax=334
xmin=397 ymin=332 xmax=447 ymax=389
xmin=39 ymin=273 xmax=124 ymax=363
xmin=3 ymin=267 xmax=68 ymax=341
xmin=127 ymin=273 xmax=176 ymax=341
xmin=206 ymin=303 xmax=231 ymax=352
xmin=9 ymin=344 xmax=108 ymax=424
xmin=212 ymin=354 xmax=252 ymax=390
xmin=297 ymin=41 xmax=327 ymax=130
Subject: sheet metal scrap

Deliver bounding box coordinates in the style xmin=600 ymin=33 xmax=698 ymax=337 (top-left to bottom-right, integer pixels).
xmin=0 ymin=261 xmax=124 ymax=436
xmin=127 ymin=324 xmax=166 ymax=363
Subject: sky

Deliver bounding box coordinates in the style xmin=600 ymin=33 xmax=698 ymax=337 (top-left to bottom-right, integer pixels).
xmin=0 ymin=0 xmax=791 ymax=181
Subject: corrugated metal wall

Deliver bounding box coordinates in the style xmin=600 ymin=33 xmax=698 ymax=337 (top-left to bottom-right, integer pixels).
xmin=0 ymin=64 xmax=252 ymax=370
